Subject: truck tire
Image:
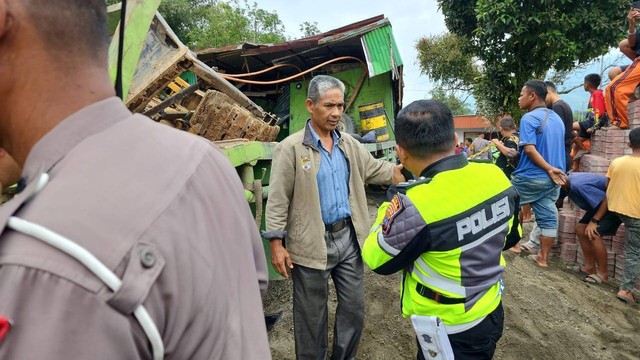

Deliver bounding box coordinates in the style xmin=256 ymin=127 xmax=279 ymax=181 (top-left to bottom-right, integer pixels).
xmin=339 ymin=113 xmax=356 ymax=134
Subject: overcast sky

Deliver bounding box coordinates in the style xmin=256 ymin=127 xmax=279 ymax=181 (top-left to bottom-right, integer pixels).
xmin=252 ymin=1 xmax=629 ymax=115
xmin=252 ymin=0 xmax=447 ymax=107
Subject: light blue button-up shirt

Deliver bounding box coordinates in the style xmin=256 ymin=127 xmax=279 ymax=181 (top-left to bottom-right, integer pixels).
xmin=308 ymin=124 xmax=351 ymax=225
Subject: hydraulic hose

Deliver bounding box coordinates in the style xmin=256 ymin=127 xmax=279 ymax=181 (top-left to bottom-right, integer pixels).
xmin=221 ymin=63 xmax=304 ymax=79
xmin=219 ymin=56 xmax=367 ymax=85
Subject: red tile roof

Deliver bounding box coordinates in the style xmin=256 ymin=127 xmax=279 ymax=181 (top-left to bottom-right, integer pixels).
xmin=454 ymin=115 xmax=490 ymax=129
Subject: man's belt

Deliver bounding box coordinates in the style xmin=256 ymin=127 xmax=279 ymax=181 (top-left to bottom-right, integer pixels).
xmin=325 ymin=217 xmax=350 ymax=232
xmin=415 ymin=283 xmax=466 ymax=305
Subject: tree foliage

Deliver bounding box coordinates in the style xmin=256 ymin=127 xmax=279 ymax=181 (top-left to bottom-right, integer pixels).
xmin=419 ymin=0 xmax=628 ymax=120
xmin=299 ymin=21 xmax=321 ymax=38
xmin=107 ymin=0 xmax=286 ymax=50
xmin=417 ymin=33 xmax=480 ymax=93
xmin=430 ymin=86 xmax=473 ymax=116
xmin=183 ymin=1 xmax=285 ymax=49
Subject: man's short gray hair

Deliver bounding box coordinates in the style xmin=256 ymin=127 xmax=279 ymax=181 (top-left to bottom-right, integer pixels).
xmin=499 ymin=116 xmax=516 ymax=131
xmin=307 ymin=75 xmax=345 ymax=103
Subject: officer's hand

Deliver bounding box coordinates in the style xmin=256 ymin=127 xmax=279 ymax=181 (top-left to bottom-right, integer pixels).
xmin=585 ymin=222 xmax=600 ymax=240
xmin=392 ymin=164 xmax=405 ymax=185
xmin=270 ymin=240 xmax=293 ymax=278
xmin=547 ymin=167 xmax=565 ymax=186
xmin=491 ymin=138 xmax=502 ymax=146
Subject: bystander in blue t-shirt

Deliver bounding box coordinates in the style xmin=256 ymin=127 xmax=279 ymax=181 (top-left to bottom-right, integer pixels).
xmin=567 ymin=173 xmax=607 ymax=211
xmin=512 ymin=107 xmax=566 ymax=178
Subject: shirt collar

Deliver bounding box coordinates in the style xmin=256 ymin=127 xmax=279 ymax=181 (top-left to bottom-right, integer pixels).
xmin=22 ymin=97 xmax=131 ymax=182
xmin=419 ymin=153 xmax=468 ymax=179
xmin=307 ymin=120 xmax=340 ymax=149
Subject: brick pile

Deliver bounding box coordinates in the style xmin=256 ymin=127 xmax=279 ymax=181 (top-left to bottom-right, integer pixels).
xmin=557 ymin=208 xmax=626 ymax=283
xmin=555 ymin=210 xmax=576 ymax=258
xmin=627 ymin=101 xmax=640 ymax=130
xmin=553 ymin=100 xmax=639 ymax=289
xmin=589 ymin=129 xmax=633 ymax=159
xmin=576 ymin=153 xmax=609 ymax=175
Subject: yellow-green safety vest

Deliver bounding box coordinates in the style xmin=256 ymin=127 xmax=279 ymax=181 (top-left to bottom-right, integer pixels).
xmin=362 ymin=155 xmax=520 ymax=327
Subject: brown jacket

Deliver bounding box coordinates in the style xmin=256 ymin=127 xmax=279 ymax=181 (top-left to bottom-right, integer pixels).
xmin=265 ymin=122 xmax=394 ymax=270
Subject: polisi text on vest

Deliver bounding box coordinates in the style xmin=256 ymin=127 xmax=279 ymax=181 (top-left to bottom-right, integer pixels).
xmin=455 ymin=197 xmax=510 ymax=241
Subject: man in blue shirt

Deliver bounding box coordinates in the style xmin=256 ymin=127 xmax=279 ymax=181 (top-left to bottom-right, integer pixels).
xmin=307 ymin=124 xmax=351 ymax=225
xmin=562 ymin=173 xmax=621 ymax=284
xmin=512 ymin=79 xmax=566 ymax=268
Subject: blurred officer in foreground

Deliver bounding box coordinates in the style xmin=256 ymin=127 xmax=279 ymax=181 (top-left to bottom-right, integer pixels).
xmin=0 ymin=1 xmax=270 ymax=358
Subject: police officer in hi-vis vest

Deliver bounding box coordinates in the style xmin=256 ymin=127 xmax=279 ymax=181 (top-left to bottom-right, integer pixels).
xmin=362 ymin=100 xmax=521 ymax=360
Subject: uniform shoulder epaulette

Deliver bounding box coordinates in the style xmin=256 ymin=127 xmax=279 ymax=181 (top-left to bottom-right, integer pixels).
xmin=385 ymin=177 xmax=433 ymax=200
xmin=397 ymin=176 xmax=432 ymax=192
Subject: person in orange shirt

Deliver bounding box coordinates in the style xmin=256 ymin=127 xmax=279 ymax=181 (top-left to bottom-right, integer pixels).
xmin=605 ymin=8 xmax=640 ymax=130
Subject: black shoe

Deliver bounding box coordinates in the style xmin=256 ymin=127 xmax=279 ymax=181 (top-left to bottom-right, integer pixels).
xmin=265 ymin=311 xmax=283 ymax=332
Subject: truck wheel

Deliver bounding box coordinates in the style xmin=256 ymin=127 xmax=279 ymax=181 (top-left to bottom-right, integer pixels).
xmin=339 ymin=113 xmax=356 ymax=134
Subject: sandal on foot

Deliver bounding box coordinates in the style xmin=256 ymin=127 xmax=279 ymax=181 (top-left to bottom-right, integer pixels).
xmin=566 ymin=264 xmax=589 ymax=276
xmin=583 ymin=273 xmax=606 ymax=284
xmin=616 ymin=290 xmax=636 ymax=303
xmin=528 ymin=254 xmax=548 ymax=268
xmin=521 ymin=243 xmax=538 ymax=255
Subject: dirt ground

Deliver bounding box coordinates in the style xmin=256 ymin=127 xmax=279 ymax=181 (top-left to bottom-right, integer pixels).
xmin=264 ymin=189 xmax=640 ymax=359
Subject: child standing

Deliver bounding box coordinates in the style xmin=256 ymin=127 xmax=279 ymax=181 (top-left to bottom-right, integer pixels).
xmin=587 ymin=128 xmax=640 ymax=302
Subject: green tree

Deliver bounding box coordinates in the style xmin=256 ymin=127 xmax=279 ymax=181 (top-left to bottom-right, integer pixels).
xmin=299 ymin=21 xmax=321 ymax=38
xmin=419 ymin=0 xmax=628 ymax=120
xmin=107 ymin=0 xmax=286 ymax=50
xmin=430 ymin=86 xmax=473 ymax=116
xmin=417 ymin=32 xmax=479 ymax=93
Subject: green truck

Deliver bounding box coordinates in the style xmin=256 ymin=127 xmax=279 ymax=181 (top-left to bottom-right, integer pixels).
xmin=108 ymin=1 xmax=403 ymax=279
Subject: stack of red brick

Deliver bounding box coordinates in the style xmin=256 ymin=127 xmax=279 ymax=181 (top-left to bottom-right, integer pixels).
xmin=626 ymin=100 xmax=640 ymax=130
xmin=590 ymin=129 xmax=633 ymax=159
xmin=557 ymin=202 xmax=626 ymax=282
xmin=553 ymin=100 xmax=639 ymax=289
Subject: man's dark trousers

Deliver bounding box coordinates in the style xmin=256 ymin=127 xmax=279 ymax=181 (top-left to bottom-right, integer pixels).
xmin=292 ymin=223 xmax=364 ymax=360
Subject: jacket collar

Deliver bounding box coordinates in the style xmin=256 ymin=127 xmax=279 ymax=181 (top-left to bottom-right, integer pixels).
xmin=419 ymin=154 xmax=468 ymax=179
xmin=302 ymin=120 xmax=342 ymax=150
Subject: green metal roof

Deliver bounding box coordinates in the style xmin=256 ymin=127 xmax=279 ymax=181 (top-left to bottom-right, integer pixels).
xmin=362 ymin=25 xmax=403 ymax=78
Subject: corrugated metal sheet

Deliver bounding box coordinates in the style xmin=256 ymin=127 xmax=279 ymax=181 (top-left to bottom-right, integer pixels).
xmin=180 ymin=71 xmax=197 ymax=85
xmin=362 ymin=25 xmax=403 ymax=78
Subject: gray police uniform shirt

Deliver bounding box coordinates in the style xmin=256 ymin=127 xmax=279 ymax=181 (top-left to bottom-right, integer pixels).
xmin=471 ymin=137 xmax=492 ymax=160
xmin=0 ymin=98 xmax=270 ymax=359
